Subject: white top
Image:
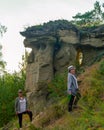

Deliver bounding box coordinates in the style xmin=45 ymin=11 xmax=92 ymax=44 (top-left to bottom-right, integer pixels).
xmin=19 ymin=98 xmax=26 ymax=113
xmin=72 ymin=74 xmax=78 ymax=88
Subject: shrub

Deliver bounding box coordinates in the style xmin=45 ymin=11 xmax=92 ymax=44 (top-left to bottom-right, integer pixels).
xmin=99 ymin=60 xmax=104 ymax=75
xmin=47 ymin=72 xmax=67 ymax=99
xmin=0 ymin=72 xmax=25 ymax=127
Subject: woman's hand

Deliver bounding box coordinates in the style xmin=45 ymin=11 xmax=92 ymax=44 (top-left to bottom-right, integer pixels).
xmin=68 ymin=90 xmax=71 ymax=95
xmin=16 ymin=112 xmax=18 ymax=115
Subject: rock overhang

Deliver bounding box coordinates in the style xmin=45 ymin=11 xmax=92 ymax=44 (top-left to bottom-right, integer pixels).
xmin=20 ymin=20 xmax=104 ymax=48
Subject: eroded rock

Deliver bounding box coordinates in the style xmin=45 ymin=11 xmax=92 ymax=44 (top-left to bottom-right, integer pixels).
xmin=20 ymin=20 xmax=104 ymax=115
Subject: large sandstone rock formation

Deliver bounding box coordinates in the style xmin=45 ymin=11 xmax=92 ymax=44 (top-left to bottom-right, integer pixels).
xmin=20 ymin=20 xmax=104 ymax=114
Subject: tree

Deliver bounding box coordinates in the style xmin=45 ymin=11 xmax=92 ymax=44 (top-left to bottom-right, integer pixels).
xmin=0 ymin=23 xmax=7 ymax=75
xmin=0 ymin=24 xmax=7 ymax=37
xmin=72 ymin=1 xmax=104 ymax=27
xmin=93 ymin=1 xmax=102 ymax=24
xmin=0 ymin=71 xmax=25 ymax=127
xmin=18 ymin=49 xmax=29 ymax=78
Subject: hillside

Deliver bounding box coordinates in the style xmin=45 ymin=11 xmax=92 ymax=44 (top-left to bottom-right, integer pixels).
xmin=2 ymin=58 xmax=104 ymax=130
xmin=31 ymin=59 xmax=104 ymax=130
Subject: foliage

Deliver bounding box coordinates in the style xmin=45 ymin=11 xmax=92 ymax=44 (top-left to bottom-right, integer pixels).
xmin=44 ymin=60 xmax=104 ymax=130
xmin=2 ymin=60 xmax=104 ymax=129
xmin=48 ymin=72 xmax=67 ymax=99
xmin=0 ymin=61 xmax=6 ymax=74
xmin=98 ymin=60 xmax=104 ymax=75
xmin=0 ymin=25 xmax=27 ymax=127
xmin=72 ymin=1 xmax=104 ymax=27
xmin=32 ymin=99 xmax=67 ymax=129
xmin=0 ymin=72 xmax=25 ymax=127
xmin=18 ymin=49 xmax=29 ymax=77
xmin=25 ymin=20 xmax=75 ymax=32
xmin=79 ymin=62 xmax=104 ymax=109
xmin=29 ymin=124 xmax=42 ymax=130
xmin=0 ymin=24 xmax=7 ymax=37
xmin=21 ymin=20 xmax=78 ymax=38
xmin=0 ymin=23 xmax=7 ymax=74
xmin=43 ymin=60 xmax=104 ymax=130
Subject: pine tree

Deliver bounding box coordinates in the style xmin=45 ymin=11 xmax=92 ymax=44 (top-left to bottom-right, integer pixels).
xmin=72 ymin=1 xmax=104 ymax=27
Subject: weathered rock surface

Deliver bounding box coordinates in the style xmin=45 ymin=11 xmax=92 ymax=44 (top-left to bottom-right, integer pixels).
xmin=20 ymin=20 xmax=104 ymax=115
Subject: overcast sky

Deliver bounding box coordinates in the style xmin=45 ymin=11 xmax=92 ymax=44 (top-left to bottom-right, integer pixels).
xmin=0 ymin=0 xmax=104 ymax=72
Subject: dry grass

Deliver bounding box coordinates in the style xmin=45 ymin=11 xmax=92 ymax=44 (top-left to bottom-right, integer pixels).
xmin=2 ymin=59 xmax=104 ymax=130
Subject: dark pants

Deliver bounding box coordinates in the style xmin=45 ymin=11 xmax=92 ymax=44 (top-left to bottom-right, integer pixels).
xmin=17 ymin=111 xmax=33 ymax=128
xmin=68 ymin=95 xmax=75 ymax=112
xmin=74 ymin=92 xmax=81 ymax=106
xmin=68 ymin=92 xmax=81 ymax=112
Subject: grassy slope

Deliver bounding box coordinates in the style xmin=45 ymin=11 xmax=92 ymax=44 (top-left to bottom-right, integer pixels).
xmin=2 ymin=59 xmax=104 ymax=130
xmin=43 ymin=60 xmax=104 ymax=130
xmin=32 ymin=59 xmax=104 ymax=130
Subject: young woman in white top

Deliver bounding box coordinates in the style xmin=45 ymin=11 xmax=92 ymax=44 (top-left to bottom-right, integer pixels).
xmin=15 ymin=89 xmax=33 ymax=128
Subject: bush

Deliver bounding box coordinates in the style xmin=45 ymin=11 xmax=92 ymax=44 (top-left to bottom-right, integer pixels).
xmin=99 ymin=60 xmax=104 ymax=75
xmin=47 ymin=72 xmax=67 ymax=99
xmin=0 ymin=72 xmax=25 ymax=127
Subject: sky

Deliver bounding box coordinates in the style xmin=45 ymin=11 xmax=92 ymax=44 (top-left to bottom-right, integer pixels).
xmin=0 ymin=0 xmax=104 ymax=72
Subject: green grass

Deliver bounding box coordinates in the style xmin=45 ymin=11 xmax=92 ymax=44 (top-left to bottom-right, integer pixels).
xmin=1 ymin=60 xmax=104 ymax=130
